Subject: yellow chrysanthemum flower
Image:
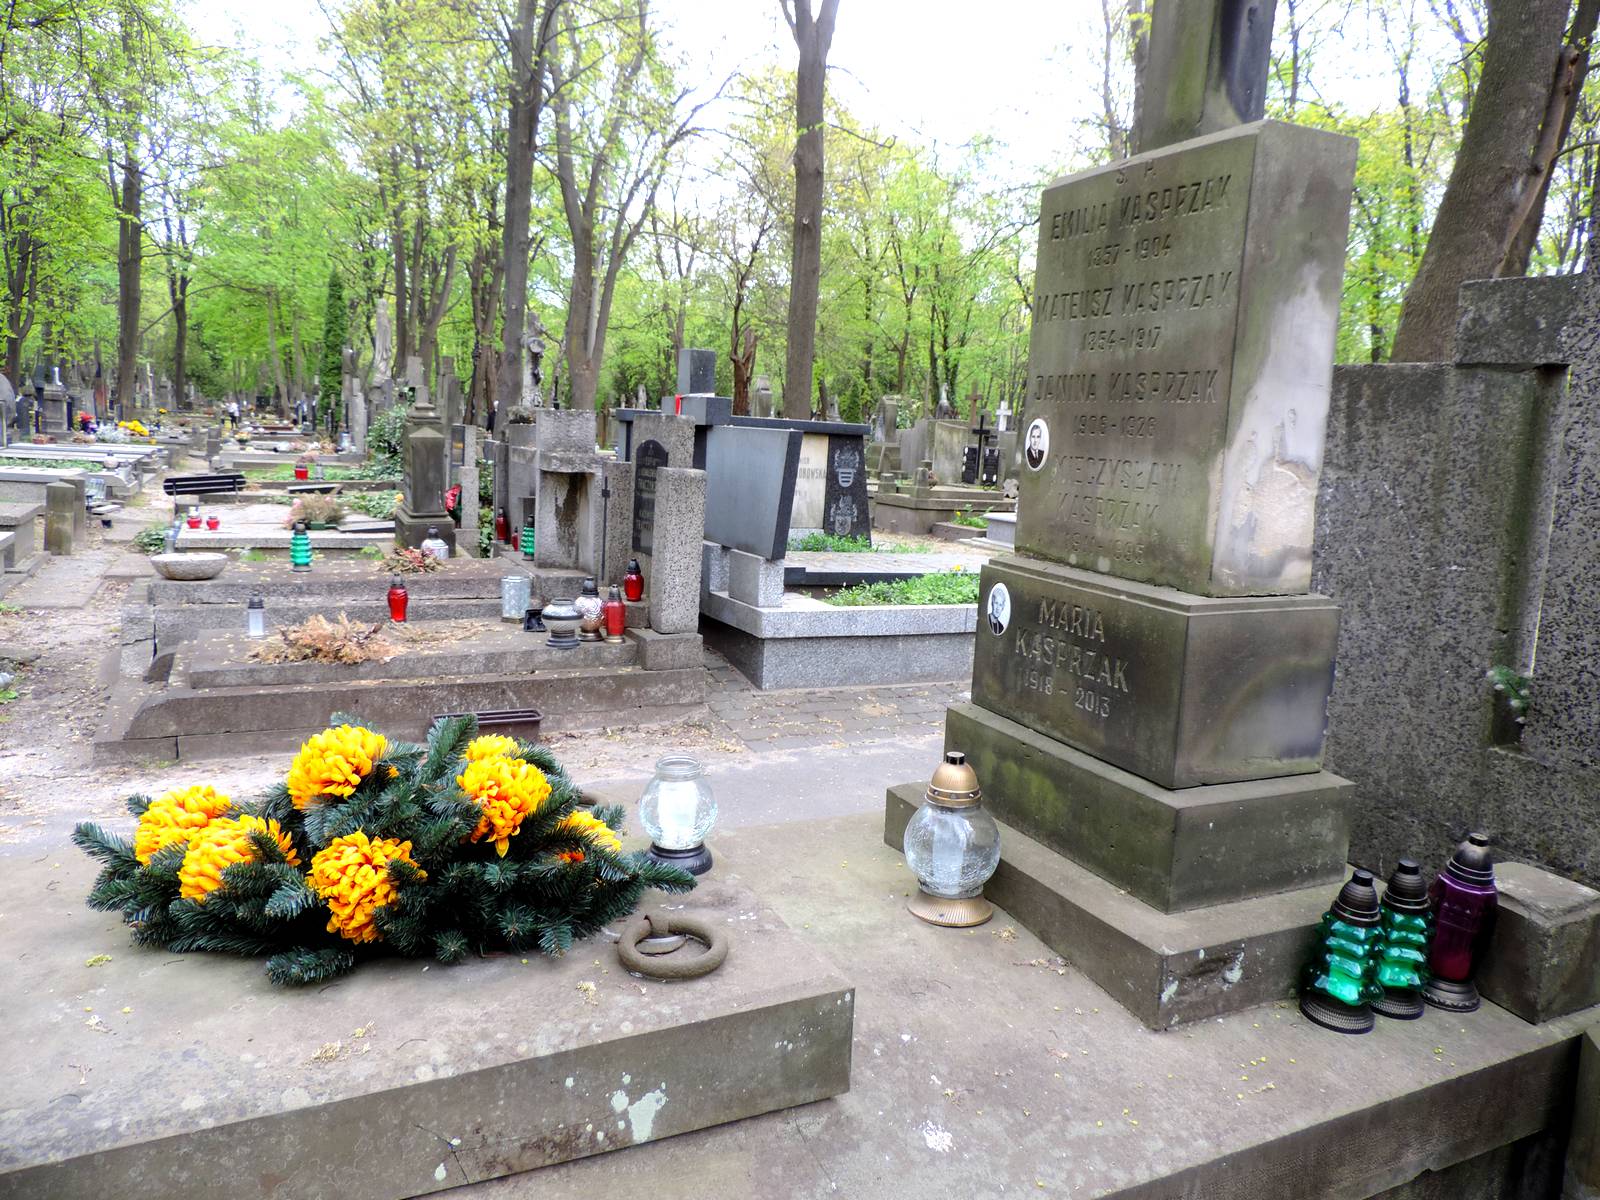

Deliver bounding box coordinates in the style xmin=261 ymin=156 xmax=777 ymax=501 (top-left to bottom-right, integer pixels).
xmin=456 ymin=756 xmax=551 ymax=856
xmin=134 ymin=785 xmax=233 ymax=864
xmin=286 ymin=724 xmax=389 ymax=809
xmin=308 ymin=832 xmax=423 ymax=944
xmin=554 ymin=809 xmax=622 ymax=863
xmin=464 ymin=734 xmax=520 ymax=763
xmin=178 ymin=816 xmax=298 ymax=902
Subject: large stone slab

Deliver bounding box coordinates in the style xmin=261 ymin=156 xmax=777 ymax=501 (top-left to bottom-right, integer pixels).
xmin=884 ymin=783 xmax=1332 ymax=1028
xmin=1478 ymin=862 xmax=1600 ymax=1025
xmin=703 ymin=424 xmax=801 ymax=559
xmin=946 ymin=701 xmax=1351 ymax=913
xmin=971 ymin=554 xmax=1339 ymax=789
xmin=1014 ymin=119 xmax=1357 ymax=596
xmin=0 ymin=858 xmax=852 ymax=1200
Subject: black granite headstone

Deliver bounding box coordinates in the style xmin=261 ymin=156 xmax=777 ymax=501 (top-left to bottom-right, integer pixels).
xmin=631 ymin=438 xmax=669 ymax=554
xmin=822 ymin=436 xmax=870 ymax=540
xmin=676 ymin=348 xmax=716 ymax=396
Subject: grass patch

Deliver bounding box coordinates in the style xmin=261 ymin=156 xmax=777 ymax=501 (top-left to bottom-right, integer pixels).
xmin=787 ymin=532 xmax=932 ymax=554
xmin=950 ymin=508 xmax=989 ymax=529
xmin=346 ymin=490 xmax=403 ymax=518
xmin=243 ymin=463 xmax=394 ymax=482
xmin=824 ymin=571 xmax=979 ymax=607
xmin=5 ymin=456 xmax=108 ymax=472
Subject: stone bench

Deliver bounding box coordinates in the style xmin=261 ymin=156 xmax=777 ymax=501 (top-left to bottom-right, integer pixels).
xmin=0 ymin=531 xmax=13 ymax=570
xmin=0 ymin=503 xmax=42 ymax=568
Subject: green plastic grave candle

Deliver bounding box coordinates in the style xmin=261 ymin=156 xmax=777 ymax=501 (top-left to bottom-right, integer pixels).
xmin=1371 ymin=859 xmax=1433 ymax=1020
xmin=1300 ymin=868 xmax=1384 ymax=1034
xmin=290 ymin=520 xmax=313 ymax=572
xmin=520 ymin=520 xmax=536 ymax=560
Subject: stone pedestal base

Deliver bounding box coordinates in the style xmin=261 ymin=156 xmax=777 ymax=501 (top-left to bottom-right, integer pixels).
xmin=972 ymin=555 xmax=1340 ymax=789
xmin=884 ymin=783 xmax=1332 ymax=1029
xmin=946 ymin=702 xmax=1352 ymax=912
xmin=393 ymin=506 xmax=456 ymax=553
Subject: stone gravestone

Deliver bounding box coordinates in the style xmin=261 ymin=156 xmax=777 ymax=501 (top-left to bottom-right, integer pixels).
xmin=753 ymin=376 xmax=774 ymax=419
xmin=394 ymin=369 xmax=455 ymax=553
xmin=905 ymin=3 xmax=1366 ymax=1029
xmin=703 ymin=425 xmax=803 ymax=560
xmin=457 ymin=426 xmax=480 ymax=553
xmin=676 ymin=347 xmax=716 ymax=396
xmin=647 ymin=466 xmax=706 ymax=635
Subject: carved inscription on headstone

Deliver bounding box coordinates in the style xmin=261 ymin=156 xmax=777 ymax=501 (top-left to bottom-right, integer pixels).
xmin=631 ymin=439 xmax=668 ymax=554
xmin=1014 ymin=121 xmax=1356 ymax=596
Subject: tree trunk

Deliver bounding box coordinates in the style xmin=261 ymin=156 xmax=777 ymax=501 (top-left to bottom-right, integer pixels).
xmin=1390 ymin=0 xmax=1576 ymax=362
xmin=171 ymin=276 xmax=188 ymax=405
xmin=115 ymin=149 xmax=142 ymax=411
xmin=781 ymin=0 xmax=840 ymax=418
xmin=1503 ymin=0 xmax=1600 ymax=273
xmin=499 ymin=0 xmax=559 ymax=406
xmin=265 ymin=290 xmax=287 ymax=413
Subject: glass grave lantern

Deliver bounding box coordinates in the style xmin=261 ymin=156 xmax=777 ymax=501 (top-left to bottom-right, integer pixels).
xmin=623 ymin=558 xmax=645 ymax=602
xmin=501 ymin=575 xmax=532 ymax=622
xmin=575 ymin=577 xmax=604 ymax=642
xmin=1300 ymin=868 xmax=1384 ymax=1034
xmin=387 ymin=574 xmax=409 ymax=623
xmin=541 ymin=597 xmax=582 ymax=649
xmin=245 ymin=594 xmax=267 ymax=639
xmin=420 ymin=525 xmax=450 ymax=561
xmin=602 ymin=584 xmax=627 ymax=643
xmin=1371 ymin=859 xmax=1433 ymax=1020
xmin=902 ymin=751 xmax=1001 ymax=927
xmin=1423 ymin=833 xmax=1498 ymax=1013
xmin=639 ymin=754 xmax=716 ymax=875
xmin=289 ymin=520 xmax=313 ymax=572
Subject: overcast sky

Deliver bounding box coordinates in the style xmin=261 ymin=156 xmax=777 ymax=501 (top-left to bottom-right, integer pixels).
xmin=184 ymin=0 xmax=1425 ymax=189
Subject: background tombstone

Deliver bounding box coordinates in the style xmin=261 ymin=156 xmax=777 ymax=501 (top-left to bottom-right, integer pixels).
xmin=703 ymin=424 xmax=803 ymax=560
xmin=753 ymin=376 xmax=774 ymax=418
xmin=457 ymin=426 xmax=480 ymax=554
xmin=676 ymin=347 xmax=716 ymax=396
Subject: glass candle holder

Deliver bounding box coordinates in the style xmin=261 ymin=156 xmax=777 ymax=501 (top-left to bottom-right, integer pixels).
xmin=1423 ymin=833 xmax=1497 ymax=1013
xmin=387 ymin=575 xmax=409 ymax=623
xmin=639 ymin=754 xmax=716 ymax=875
xmin=420 ymin=525 xmax=450 ymax=561
xmin=575 ymin=577 xmax=604 ymax=642
xmin=623 ymin=558 xmax=644 ymax=602
xmin=542 ymin=597 xmax=581 ymax=649
xmin=246 ymin=594 xmax=266 ymax=638
xmin=603 ymin=584 xmax=626 ymax=643
xmin=501 ymin=575 xmax=532 ymax=622
xmin=520 ymin=521 xmax=536 ymax=560
xmin=902 ymin=751 xmax=1000 ymax=927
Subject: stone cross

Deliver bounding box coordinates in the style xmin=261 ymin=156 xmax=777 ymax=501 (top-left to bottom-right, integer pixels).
xmin=997 ymin=401 xmax=1012 ymax=431
xmin=1136 ymin=0 xmax=1277 ymax=155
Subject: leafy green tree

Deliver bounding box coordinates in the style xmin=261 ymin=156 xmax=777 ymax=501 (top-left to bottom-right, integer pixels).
xmin=318 ymin=270 xmax=347 ymax=430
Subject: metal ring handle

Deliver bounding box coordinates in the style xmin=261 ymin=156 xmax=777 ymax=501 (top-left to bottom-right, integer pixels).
xmin=616 ymin=910 xmax=729 ymax=980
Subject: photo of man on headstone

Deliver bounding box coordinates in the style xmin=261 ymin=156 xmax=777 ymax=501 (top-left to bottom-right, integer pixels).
xmin=986 ymin=582 xmax=1011 ymax=636
xmin=1024 ymin=418 xmax=1048 ymax=471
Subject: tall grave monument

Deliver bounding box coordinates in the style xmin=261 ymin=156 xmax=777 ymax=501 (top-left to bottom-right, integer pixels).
xmin=887 ymin=0 xmax=1362 ymax=1029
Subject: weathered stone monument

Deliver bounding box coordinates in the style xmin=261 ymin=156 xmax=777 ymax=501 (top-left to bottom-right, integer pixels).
xmin=393 ymin=362 xmax=455 ymax=553
xmin=888 ymin=0 xmax=1361 ymax=1029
